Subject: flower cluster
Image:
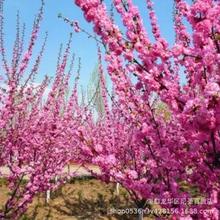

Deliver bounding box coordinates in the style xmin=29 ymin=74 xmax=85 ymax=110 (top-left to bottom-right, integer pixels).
xmin=74 ymin=0 xmax=220 ymax=219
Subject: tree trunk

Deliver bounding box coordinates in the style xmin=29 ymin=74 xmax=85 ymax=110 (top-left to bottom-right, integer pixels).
xmin=68 ymin=164 xmax=70 ymax=175
xmin=116 ymin=183 xmax=120 ymax=195
xmin=46 ymin=190 xmax=50 ymax=204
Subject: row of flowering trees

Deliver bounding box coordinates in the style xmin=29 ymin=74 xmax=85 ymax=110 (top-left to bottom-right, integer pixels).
xmin=0 ymin=0 xmax=220 ymax=219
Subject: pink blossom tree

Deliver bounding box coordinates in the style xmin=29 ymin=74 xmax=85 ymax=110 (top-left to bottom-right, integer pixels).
xmin=0 ymin=1 xmax=84 ymax=218
xmin=72 ymin=0 xmax=220 ymax=219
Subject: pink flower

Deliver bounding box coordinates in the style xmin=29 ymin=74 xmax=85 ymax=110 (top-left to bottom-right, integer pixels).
xmin=106 ymin=154 xmax=116 ymax=165
xmin=94 ymin=144 xmax=103 ymax=153
xmin=205 ymin=82 xmax=220 ymax=97
xmin=142 ymin=122 xmax=149 ymax=134
xmin=73 ymin=21 xmax=80 ymax=32
xmin=126 ymin=170 xmax=138 ymax=179
xmin=172 ymin=44 xmax=183 ymax=57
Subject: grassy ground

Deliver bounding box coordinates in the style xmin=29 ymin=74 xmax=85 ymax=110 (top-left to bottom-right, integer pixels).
xmin=0 ymin=177 xmax=156 ymax=220
xmin=0 ymin=176 xmax=204 ymax=220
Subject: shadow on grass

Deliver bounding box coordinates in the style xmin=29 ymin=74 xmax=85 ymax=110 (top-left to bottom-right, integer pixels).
xmin=52 ymin=184 xmax=139 ymax=220
xmin=19 ymin=178 xmax=158 ymax=220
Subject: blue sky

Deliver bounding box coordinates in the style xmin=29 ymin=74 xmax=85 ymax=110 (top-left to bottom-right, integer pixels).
xmin=3 ymin=0 xmax=177 ymax=88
